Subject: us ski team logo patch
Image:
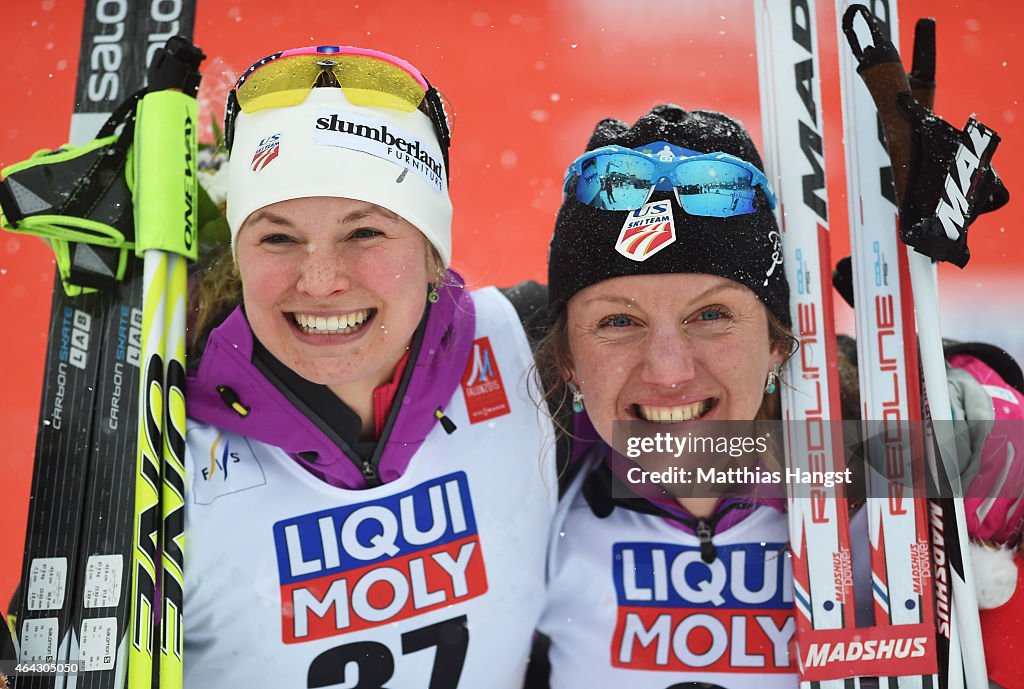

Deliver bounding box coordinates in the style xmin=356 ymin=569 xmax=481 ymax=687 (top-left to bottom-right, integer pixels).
xmin=615 ymin=200 xmax=676 ymax=261
xmin=273 ymin=472 xmax=488 ymax=643
xmin=251 ymin=133 xmax=281 ymax=172
xmin=460 ymin=337 xmax=510 ymax=424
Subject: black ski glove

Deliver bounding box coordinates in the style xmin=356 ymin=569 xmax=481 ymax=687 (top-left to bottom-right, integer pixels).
xmin=842 ymin=4 xmax=1010 ymax=268
xmin=896 ymin=94 xmax=1008 ymax=267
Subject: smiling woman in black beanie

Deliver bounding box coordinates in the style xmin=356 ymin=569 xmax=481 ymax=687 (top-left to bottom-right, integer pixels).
xmin=531 ymin=103 xmax=1024 ymax=689
xmin=534 ymin=104 xmax=801 ymax=687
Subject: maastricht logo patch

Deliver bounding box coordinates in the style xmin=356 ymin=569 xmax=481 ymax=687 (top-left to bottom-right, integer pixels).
xmin=190 ymin=432 xmax=267 ymax=504
xmin=615 ymin=200 xmax=676 ymax=262
xmin=312 ymin=108 xmax=445 ymax=194
xmin=273 ymin=472 xmax=488 ymax=643
xmin=611 ymin=541 xmax=794 ymax=673
xmin=251 ymin=133 xmax=281 ymax=172
xmin=460 ymin=337 xmax=510 ymax=424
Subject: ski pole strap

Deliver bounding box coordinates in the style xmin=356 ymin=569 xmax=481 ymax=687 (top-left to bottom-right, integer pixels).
xmin=0 ymin=36 xmax=205 ymax=292
xmin=842 ymin=4 xmax=915 ymax=199
xmin=0 ymin=100 xmax=139 ymax=294
xmin=842 ymin=4 xmax=1010 ymax=268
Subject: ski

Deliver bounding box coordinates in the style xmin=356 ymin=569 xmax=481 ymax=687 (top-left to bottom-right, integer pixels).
xmin=1 ymin=613 xmax=14 ymax=686
xmin=838 ymin=4 xmax=997 ymax=688
xmin=2 ymin=1 xmax=151 ymax=685
xmin=67 ymin=258 xmax=143 ymax=689
xmin=754 ymin=1 xmax=860 ymax=686
xmin=757 ymin=1 xmax=957 ymax=685
xmin=835 ymin=3 xmax=941 ymax=685
xmin=0 ymin=4 xmax=199 ymax=689
xmin=7 ymin=282 xmax=107 ymax=689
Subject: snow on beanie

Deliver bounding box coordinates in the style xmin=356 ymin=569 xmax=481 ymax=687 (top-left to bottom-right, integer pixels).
xmin=227 ymin=87 xmax=453 ymax=265
xmin=547 ymin=105 xmax=790 ymax=327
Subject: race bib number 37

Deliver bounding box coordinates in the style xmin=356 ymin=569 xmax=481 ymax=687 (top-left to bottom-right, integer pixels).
xmin=273 ymin=472 xmax=488 ymax=643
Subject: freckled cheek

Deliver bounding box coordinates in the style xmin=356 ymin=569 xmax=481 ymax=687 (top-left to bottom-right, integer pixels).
xmin=574 ymin=351 xmax=632 ymax=407
xmin=364 ymin=254 xmax=424 ymax=287
xmin=238 ymin=253 xmax=300 ymax=299
xmin=241 ymin=269 xmax=297 ymax=312
xmin=719 ymin=348 xmax=770 ymax=405
xmin=354 ymin=256 xmax=428 ymax=318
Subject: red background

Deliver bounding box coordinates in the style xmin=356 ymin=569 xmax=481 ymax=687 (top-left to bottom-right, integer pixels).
xmin=1 ymin=0 xmax=1021 ymax=611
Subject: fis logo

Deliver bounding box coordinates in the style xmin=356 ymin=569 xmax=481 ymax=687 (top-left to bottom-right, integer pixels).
xmin=611 ymin=541 xmax=794 ymax=673
xmin=251 ymin=134 xmax=281 ymax=172
xmin=460 ymin=337 xmax=510 ymax=424
xmin=615 ymin=201 xmax=675 ymax=262
xmin=203 ymin=434 xmax=240 ymax=481
xmin=273 ymin=472 xmax=488 ymax=643
xmin=190 ymin=432 xmax=267 ymax=504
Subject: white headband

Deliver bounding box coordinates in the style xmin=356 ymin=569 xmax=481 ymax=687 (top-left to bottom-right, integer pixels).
xmin=226 ymin=88 xmax=452 ymax=265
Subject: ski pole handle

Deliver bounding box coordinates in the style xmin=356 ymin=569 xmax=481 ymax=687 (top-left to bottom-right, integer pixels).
xmin=147 ymin=36 xmax=205 ymax=96
xmin=841 ymin=4 xmax=914 ymax=205
xmin=908 ymin=18 xmax=936 ymax=111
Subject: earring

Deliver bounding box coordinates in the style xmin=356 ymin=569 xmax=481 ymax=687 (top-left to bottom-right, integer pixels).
xmin=764 ymin=366 xmax=779 ymax=394
xmin=570 ymin=384 xmax=585 ymax=413
xmin=427 ymin=284 xmax=439 ymax=304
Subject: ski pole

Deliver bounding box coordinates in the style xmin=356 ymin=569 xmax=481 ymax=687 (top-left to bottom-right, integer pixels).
xmin=128 ymin=36 xmax=204 ymax=689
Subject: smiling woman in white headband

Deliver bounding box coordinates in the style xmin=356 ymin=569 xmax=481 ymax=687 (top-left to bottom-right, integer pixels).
xmin=182 ymin=45 xmax=556 ymax=689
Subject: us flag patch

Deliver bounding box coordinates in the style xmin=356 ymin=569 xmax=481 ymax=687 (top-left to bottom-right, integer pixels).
xmin=251 ymin=134 xmax=281 ymax=172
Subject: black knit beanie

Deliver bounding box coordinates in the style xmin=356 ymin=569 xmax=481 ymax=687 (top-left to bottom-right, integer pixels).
xmin=548 ymin=105 xmax=790 ymax=328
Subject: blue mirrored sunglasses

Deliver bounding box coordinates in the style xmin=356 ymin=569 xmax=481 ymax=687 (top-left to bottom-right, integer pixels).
xmin=563 ymin=143 xmax=777 ymax=216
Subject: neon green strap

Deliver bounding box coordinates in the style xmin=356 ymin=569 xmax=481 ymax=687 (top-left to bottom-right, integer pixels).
xmin=1 ymin=135 xmax=119 ymax=177
xmin=2 ymin=214 xmax=129 ymax=247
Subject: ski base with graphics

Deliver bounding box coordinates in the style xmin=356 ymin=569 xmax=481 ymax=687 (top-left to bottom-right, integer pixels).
xmin=754 ymin=1 xmax=863 ymax=687
xmin=0 ymin=3 xmax=198 ymax=688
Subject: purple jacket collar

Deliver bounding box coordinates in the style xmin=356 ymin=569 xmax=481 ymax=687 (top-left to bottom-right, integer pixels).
xmin=186 ymin=273 xmax=475 ymax=489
